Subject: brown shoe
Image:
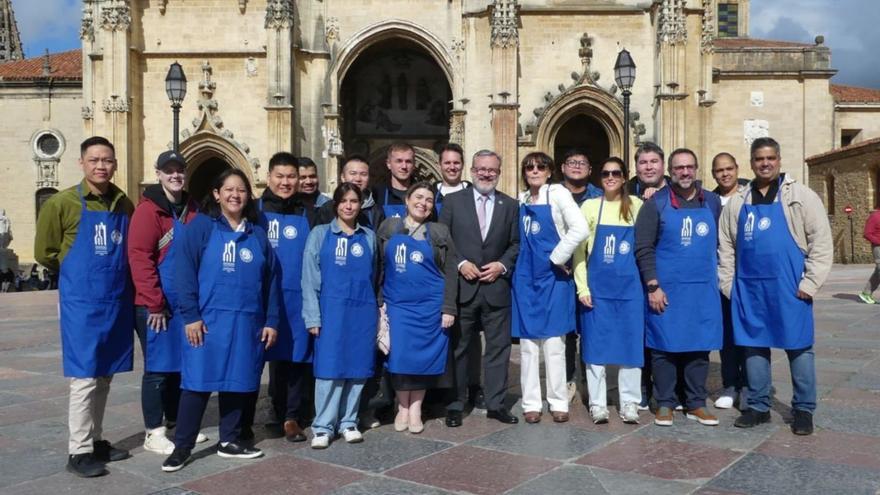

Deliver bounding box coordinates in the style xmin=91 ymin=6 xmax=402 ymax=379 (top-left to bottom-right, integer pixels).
xmin=686 ymin=407 xmax=719 ymax=426
xmin=523 ymin=411 xmax=542 ymax=424
xmin=283 ymin=419 xmax=306 ymax=442
xmin=654 ymin=406 xmax=674 ymax=426
xmin=551 ymin=411 xmax=570 ymax=423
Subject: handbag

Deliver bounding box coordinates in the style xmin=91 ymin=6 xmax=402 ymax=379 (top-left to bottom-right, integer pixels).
xmin=377 ymin=303 xmax=391 ymax=355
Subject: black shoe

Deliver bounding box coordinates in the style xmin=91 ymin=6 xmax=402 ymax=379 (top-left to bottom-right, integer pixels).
xmin=161 ymin=448 xmax=192 ymax=473
xmin=487 ymin=408 xmax=519 ymax=424
xmin=468 ymin=386 xmax=487 ymax=410
xmin=791 ymin=410 xmax=814 ymax=436
xmin=445 ymin=410 xmax=463 ymax=428
xmin=734 ymin=408 xmax=772 ymax=428
xmin=217 ymin=442 xmax=263 ymax=459
xmin=66 ymin=453 xmax=107 ymax=478
xmin=93 ymin=440 xmax=130 ymax=462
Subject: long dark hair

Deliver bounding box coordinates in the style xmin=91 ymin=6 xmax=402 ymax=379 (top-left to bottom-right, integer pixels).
xmin=201 ymin=168 xmax=259 ymax=224
xmin=601 ymin=157 xmax=635 ymax=224
xmin=333 ymin=182 xmax=364 ymax=218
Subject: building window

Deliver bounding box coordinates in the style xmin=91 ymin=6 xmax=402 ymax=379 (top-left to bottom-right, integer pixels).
xmin=825 ymin=174 xmax=836 ymax=215
xmin=841 ymin=129 xmax=861 ymax=147
xmin=31 ymin=129 xmax=65 ymax=189
xmin=35 ymin=188 xmax=58 ymax=222
xmin=718 ymin=3 xmax=739 ymax=38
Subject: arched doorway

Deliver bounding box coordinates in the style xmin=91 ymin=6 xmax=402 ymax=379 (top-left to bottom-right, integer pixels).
xmin=340 ymin=38 xmax=451 ymax=182
xmin=188 ymin=157 xmax=232 ymax=205
xmin=553 ymin=114 xmax=611 ymax=186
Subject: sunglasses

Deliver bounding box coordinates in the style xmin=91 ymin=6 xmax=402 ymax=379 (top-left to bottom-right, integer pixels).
xmin=525 ymin=163 xmax=549 ymax=172
xmin=601 ymin=170 xmax=624 ymax=178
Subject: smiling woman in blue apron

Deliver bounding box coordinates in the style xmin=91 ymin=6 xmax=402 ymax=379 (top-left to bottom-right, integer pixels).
xmin=573 ymin=157 xmax=645 ymax=425
xmin=377 ymin=182 xmax=459 ymax=434
xmin=34 ymin=137 xmax=135 ymax=478
xmin=302 ymin=183 xmax=379 ymax=449
xmin=512 ymin=152 xmax=589 ymax=424
xmin=128 ymin=151 xmax=205 ymax=456
xmin=162 ymin=168 xmax=281 ymax=473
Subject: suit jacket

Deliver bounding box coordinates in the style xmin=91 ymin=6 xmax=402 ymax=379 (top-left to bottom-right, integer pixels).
xmin=438 ymin=188 xmax=519 ymax=307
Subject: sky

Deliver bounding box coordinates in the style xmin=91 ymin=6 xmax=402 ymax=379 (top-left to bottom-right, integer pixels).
xmin=9 ymin=0 xmax=880 ymax=88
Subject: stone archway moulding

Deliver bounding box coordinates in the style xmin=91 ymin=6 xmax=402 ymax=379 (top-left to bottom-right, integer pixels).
xmin=179 ymin=130 xmax=256 ymax=188
xmin=530 ymin=85 xmax=625 ymax=158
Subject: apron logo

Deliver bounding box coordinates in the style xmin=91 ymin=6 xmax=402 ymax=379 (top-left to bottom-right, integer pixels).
xmin=239 ymin=248 xmax=254 ymax=263
xmin=603 ymin=234 xmax=617 ymax=264
xmin=94 ymin=222 xmax=108 ymax=255
xmin=223 ymin=240 xmax=237 ymax=272
xmin=283 ymin=225 xmax=297 ymax=239
xmin=410 ymin=251 xmax=424 ymax=263
xmin=268 ymin=219 xmax=279 ymax=242
xmin=695 ymin=222 xmax=709 ymax=237
xmin=744 ymin=212 xmax=756 ymax=241
xmin=395 ymin=243 xmax=407 ymax=272
xmin=334 ymin=237 xmax=348 ymax=266
xmin=758 ymin=217 xmax=771 ymax=231
xmin=523 ymin=216 xmax=541 ymax=236
xmin=680 ymin=216 xmax=693 ymax=246
xmin=392 ymin=213 xmax=401 ymax=218
xmin=351 ymin=243 xmax=365 ymax=257
xmin=619 ymin=240 xmax=631 ymax=255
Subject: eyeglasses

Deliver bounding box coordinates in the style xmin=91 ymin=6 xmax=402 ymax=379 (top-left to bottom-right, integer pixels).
xmin=564 ymin=160 xmax=589 ymax=169
xmin=601 ymin=170 xmax=624 ymax=178
xmin=473 ymin=167 xmax=500 ymax=177
xmin=671 ymin=164 xmax=697 ymax=172
xmin=525 ymin=163 xmax=549 ymax=172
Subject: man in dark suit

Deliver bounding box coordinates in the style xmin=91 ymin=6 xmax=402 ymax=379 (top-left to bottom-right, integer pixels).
xmin=439 ymin=149 xmax=520 ymax=426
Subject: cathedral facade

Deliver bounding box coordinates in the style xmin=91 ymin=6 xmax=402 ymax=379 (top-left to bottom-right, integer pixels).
xmin=2 ymin=0 xmax=880 ymax=262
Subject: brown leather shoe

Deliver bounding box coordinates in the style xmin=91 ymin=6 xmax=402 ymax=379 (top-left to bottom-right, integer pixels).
xmin=283 ymin=419 xmax=306 ymax=442
xmin=551 ymin=411 xmax=570 ymax=423
xmin=523 ymin=411 xmax=542 ymax=424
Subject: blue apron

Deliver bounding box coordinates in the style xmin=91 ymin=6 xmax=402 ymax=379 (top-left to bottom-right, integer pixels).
xmin=181 ymin=220 xmax=266 ymax=392
xmin=313 ymin=228 xmax=377 ymax=379
xmin=260 ymin=201 xmax=313 ymax=363
xmin=511 ymin=190 xmax=575 ymax=339
xmin=59 ymin=185 xmax=134 ymax=378
xmin=646 ymin=191 xmax=722 ymax=352
xmin=382 ymin=188 xmax=407 ymax=219
xmin=145 ymin=207 xmax=186 ymax=372
xmin=580 ymin=198 xmax=645 ymax=366
xmin=732 ymin=184 xmax=813 ymax=349
xmin=383 ymin=227 xmax=448 ymax=375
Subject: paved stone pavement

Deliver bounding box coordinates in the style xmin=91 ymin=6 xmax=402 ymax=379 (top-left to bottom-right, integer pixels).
xmin=1 ymin=265 xmax=879 ymax=495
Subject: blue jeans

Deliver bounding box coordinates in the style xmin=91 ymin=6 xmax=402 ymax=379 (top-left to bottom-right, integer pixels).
xmin=312 ymin=378 xmax=365 ymax=436
xmin=651 ymin=350 xmax=709 ymax=410
xmin=745 ymin=346 xmax=816 ymax=413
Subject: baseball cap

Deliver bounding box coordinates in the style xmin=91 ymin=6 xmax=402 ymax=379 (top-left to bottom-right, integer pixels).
xmin=156 ymin=150 xmax=187 ymax=170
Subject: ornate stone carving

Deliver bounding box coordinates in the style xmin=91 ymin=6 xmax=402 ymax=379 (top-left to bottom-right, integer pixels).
xmin=449 ymin=111 xmax=466 ymax=145
xmin=700 ymin=0 xmax=715 ymax=54
xmin=265 ymin=0 xmax=293 ymax=30
xmin=744 ymin=119 xmax=769 ymax=146
xmin=325 ymin=127 xmax=343 ymax=157
xmin=239 ymin=0 xmax=247 ymax=14
xmin=245 ymin=57 xmax=258 ymax=77
xmin=80 ymin=2 xmax=95 ymax=41
xmin=158 ymin=0 xmax=167 ymax=15
xmin=100 ymin=0 xmax=131 ymax=31
xmin=81 ymin=105 xmax=93 ymax=120
xmin=575 ymin=33 xmax=601 ymax=85
xmin=490 ymin=0 xmax=518 ymax=49
xmin=325 ymin=17 xmax=339 ymax=42
xmin=657 ymin=0 xmax=686 ymax=46
xmin=102 ymin=95 xmax=130 ymax=113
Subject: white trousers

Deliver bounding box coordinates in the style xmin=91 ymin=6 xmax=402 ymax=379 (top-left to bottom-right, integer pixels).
xmin=520 ymin=336 xmax=568 ymax=413
xmin=585 ymin=363 xmax=641 ymax=408
xmin=68 ymin=376 xmax=113 ymax=454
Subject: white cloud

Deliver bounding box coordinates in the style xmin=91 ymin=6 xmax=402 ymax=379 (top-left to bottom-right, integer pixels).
xmin=10 ymin=0 xmax=81 ymax=56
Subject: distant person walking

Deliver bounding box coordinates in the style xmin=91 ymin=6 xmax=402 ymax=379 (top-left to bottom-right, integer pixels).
xmin=859 ymin=208 xmax=880 ymax=304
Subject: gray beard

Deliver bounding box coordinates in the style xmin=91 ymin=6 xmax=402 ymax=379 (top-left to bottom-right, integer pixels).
xmin=474 ymin=182 xmax=496 ymax=195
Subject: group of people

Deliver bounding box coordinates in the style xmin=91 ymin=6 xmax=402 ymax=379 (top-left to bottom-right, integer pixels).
xmin=34 ymin=134 xmax=833 ymax=479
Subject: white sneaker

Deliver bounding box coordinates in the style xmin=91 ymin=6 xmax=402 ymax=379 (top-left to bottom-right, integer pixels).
xmin=144 ymin=427 xmax=175 ymax=454
xmin=590 ymin=406 xmax=609 ymax=424
xmin=311 ymin=433 xmax=330 ymax=449
xmin=620 ymin=403 xmax=640 ymax=424
xmin=674 ymin=404 xmax=684 ymax=411
xmin=196 ymin=432 xmax=209 ymax=443
xmin=714 ymin=395 xmax=735 ymax=409
xmin=342 ymin=427 xmax=363 ymax=444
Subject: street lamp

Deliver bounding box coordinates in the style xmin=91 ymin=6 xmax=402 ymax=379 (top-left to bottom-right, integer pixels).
xmin=165 ymin=62 xmax=187 ymax=153
xmin=614 ymin=48 xmax=636 ymax=168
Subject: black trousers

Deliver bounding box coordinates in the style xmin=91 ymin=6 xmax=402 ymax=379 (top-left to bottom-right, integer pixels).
xmin=448 ymin=292 xmax=511 ymax=412
xmin=651 ymin=350 xmax=709 ymax=410
xmin=174 ymin=390 xmax=248 ymax=450
xmin=269 ymin=361 xmax=312 ymax=422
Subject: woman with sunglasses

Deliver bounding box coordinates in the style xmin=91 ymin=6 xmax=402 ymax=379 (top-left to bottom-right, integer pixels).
xmin=573 ymin=157 xmax=644 ymax=425
xmin=512 ymin=152 xmax=589 ymax=424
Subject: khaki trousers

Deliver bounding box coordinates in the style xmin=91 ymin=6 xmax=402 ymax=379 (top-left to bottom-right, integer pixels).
xmin=68 ymin=375 xmax=113 ymax=454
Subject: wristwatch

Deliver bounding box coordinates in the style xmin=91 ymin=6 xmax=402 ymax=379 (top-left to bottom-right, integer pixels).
xmin=646 ymin=283 xmax=660 ymax=293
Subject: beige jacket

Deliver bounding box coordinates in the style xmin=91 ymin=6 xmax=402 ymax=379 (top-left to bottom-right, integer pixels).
xmin=718 ymin=174 xmax=833 ymax=298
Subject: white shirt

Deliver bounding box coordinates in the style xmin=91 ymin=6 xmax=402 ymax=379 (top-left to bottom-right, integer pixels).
xmin=438 ymin=182 xmax=467 ymax=197
xmin=519 ymin=183 xmax=590 ymax=265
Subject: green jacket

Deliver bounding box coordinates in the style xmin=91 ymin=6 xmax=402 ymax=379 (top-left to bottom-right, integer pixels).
xmin=34 ymin=179 xmax=135 ymax=273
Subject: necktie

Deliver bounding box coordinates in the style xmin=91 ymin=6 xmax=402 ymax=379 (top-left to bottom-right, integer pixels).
xmin=478 ymin=195 xmax=488 ymax=240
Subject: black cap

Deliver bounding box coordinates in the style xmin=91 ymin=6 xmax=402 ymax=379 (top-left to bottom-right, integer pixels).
xmin=156 ymin=150 xmax=186 ymax=170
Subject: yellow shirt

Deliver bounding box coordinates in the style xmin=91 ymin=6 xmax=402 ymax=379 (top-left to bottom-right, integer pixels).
xmin=573 ymin=196 xmax=643 ymax=297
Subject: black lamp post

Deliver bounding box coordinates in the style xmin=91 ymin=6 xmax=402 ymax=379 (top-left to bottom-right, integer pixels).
xmin=165 ymin=62 xmax=187 ymax=153
xmin=614 ymin=49 xmax=636 ymax=168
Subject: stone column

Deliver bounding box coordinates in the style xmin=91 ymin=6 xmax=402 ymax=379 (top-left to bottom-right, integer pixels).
xmin=489 ymin=0 xmax=520 ymax=195
xmin=80 ymin=1 xmax=97 ymax=137
xmin=265 ymin=0 xmax=295 ymax=157
xmin=655 ymin=0 xmax=688 ymax=154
